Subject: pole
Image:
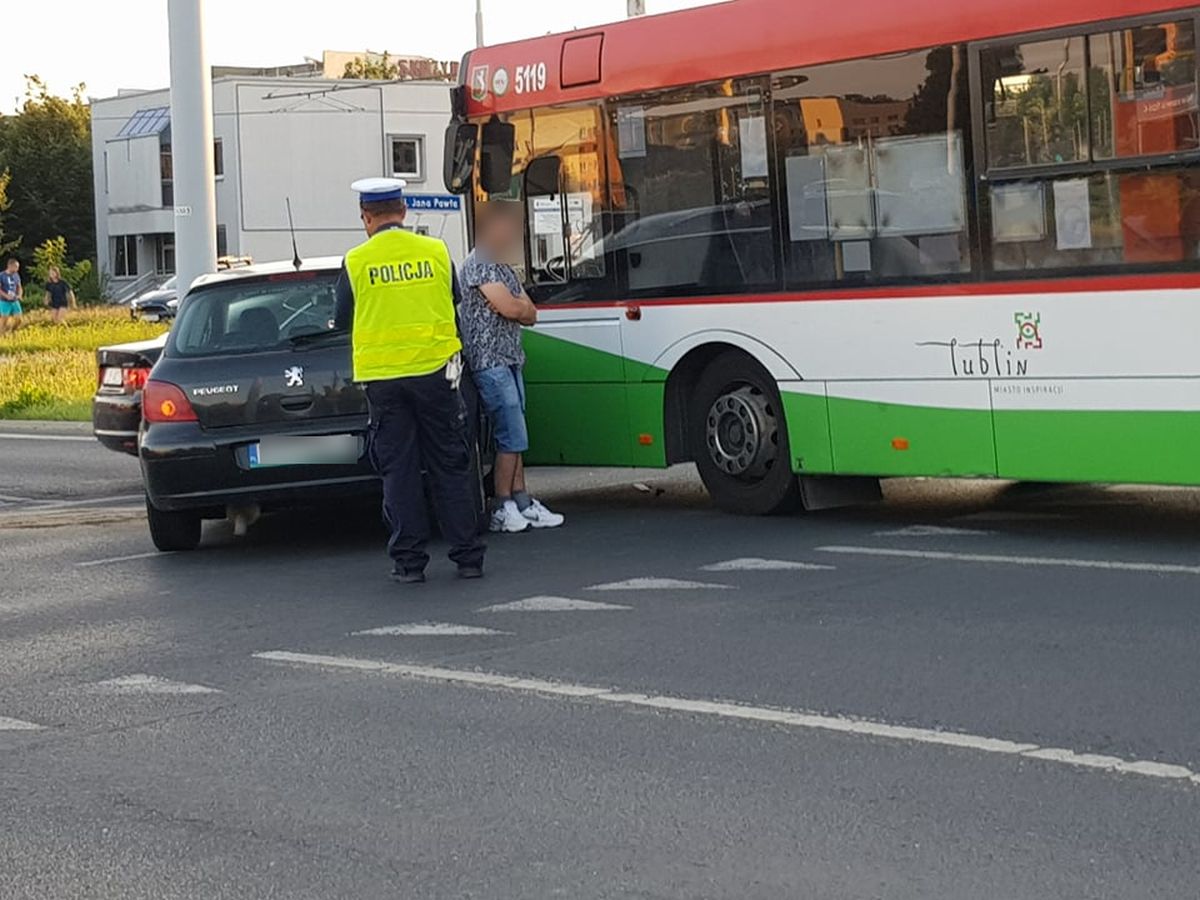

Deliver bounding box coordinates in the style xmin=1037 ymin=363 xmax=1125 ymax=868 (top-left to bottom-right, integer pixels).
xmin=475 ymin=0 xmax=485 ymax=48
xmin=167 ymin=0 xmax=218 ymax=297
xmin=627 ymin=0 xmax=646 ymax=15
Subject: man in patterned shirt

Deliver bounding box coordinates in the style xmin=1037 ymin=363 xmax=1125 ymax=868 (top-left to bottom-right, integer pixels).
xmin=459 ymin=202 xmax=565 ymax=533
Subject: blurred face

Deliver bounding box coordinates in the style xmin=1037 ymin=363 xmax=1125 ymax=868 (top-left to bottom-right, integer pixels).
xmin=481 ymin=210 xmax=522 ymax=256
xmin=6 ymin=261 xmax=17 ymax=273
xmin=48 ymin=268 xmax=60 ymax=282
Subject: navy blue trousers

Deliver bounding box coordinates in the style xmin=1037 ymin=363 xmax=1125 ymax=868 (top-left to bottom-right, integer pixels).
xmin=365 ymin=370 xmax=485 ymax=572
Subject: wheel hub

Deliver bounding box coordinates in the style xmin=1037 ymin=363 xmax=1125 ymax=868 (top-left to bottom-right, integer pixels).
xmin=704 ymin=385 xmax=779 ymax=479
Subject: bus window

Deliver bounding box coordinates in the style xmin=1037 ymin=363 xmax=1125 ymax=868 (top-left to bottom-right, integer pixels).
xmin=982 ymin=36 xmax=1089 ymax=169
xmin=1090 ymin=20 xmax=1198 ymax=160
xmin=981 ymin=17 xmax=1200 ymax=272
xmin=773 ymin=46 xmax=972 ymax=287
xmin=509 ymin=105 xmax=610 ymax=303
xmin=609 ymin=78 xmax=777 ymax=297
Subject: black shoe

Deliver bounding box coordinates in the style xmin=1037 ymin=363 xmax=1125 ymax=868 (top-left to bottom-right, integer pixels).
xmin=457 ymin=565 xmax=484 ymax=580
xmin=391 ymin=567 xmax=426 ymax=584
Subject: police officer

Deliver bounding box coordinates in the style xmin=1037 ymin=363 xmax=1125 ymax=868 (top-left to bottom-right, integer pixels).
xmin=335 ymin=177 xmax=485 ymax=583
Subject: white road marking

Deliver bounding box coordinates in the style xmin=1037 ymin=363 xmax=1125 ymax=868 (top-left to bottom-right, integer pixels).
xmin=701 ymin=558 xmax=836 ymax=572
xmin=37 ymin=494 xmax=144 ymax=510
xmin=0 ymin=432 xmax=94 ymax=443
xmin=252 ymin=651 xmax=1200 ymax=787
xmin=480 ymin=596 xmax=632 ymax=612
xmin=85 ymin=674 xmax=221 ymax=695
xmin=77 ymin=551 xmax=175 ymax=568
xmin=0 ymin=716 xmax=44 ymax=731
xmin=585 ymin=577 xmax=734 ymax=591
xmin=873 ymin=525 xmax=992 ymax=537
xmin=351 ymin=622 xmax=510 ymax=636
xmin=817 ymin=545 xmax=1200 ymax=576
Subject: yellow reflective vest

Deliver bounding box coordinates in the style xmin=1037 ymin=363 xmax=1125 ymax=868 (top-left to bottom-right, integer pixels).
xmin=344 ymin=228 xmax=462 ymax=381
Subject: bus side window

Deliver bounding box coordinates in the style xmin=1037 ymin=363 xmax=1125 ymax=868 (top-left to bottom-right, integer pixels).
xmin=773 ymin=45 xmax=973 ymax=288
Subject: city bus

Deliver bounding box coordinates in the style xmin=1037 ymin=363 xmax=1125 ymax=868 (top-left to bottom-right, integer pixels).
xmin=443 ymin=0 xmax=1200 ymax=515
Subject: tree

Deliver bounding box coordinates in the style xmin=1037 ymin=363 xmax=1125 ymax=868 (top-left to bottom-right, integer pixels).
xmin=343 ymin=52 xmax=400 ymax=81
xmin=0 ymin=169 xmax=19 ymax=259
xmin=30 ymin=235 xmax=91 ymax=290
xmin=0 ymin=76 xmax=94 ymax=264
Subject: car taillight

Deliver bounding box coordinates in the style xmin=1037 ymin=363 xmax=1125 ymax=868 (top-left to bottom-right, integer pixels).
xmin=124 ymin=367 xmax=150 ymax=391
xmin=143 ymin=380 xmax=198 ymax=423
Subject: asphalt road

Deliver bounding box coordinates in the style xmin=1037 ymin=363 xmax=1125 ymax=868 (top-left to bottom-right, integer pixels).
xmin=2 ymin=430 xmax=1199 ymax=898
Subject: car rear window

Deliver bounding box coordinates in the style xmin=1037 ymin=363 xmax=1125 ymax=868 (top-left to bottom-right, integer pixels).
xmin=170 ymin=271 xmax=342 ymax=356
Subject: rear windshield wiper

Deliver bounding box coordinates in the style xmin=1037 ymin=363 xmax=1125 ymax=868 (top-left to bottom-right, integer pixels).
xmin=289 ymin=328 xmax=348 ymax=346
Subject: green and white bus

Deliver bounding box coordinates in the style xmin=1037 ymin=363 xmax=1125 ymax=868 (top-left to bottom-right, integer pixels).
xmin=445 ymin=0 xmax=1200 ymax=514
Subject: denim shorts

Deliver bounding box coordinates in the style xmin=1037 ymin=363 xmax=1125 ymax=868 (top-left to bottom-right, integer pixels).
xmin=473 ymin=365 xmax=529 ymax=454
xmin=0 ymin=301 xmax=22 ymax=317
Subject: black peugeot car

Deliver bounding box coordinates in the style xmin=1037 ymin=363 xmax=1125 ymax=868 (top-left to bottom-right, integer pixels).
xmin=138 ymin=257 xmax=486 ymax=552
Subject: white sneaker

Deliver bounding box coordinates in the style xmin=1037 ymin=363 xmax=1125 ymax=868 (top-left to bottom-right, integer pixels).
xmin=521 ymin=498 xmax=565 ymax=529
xmin=489 ymin=500 xmax=531 ymax=534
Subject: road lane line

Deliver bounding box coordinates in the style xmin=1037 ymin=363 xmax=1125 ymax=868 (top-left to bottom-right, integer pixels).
xmin=817 ymin=545 xmax=1200 ymax=575
xmin=873 ymin=525 xmax=992 ymax=537
xmin=77 ymin=551 xmax=174 ymax=568
xmin=0 ymin=433 xmax=94 ymax=443
xmin=351 ymin=623 xmax=510 ymax=636
xmin=85 ymin=674 xmax=220 ymax=695
xmin=252 ymin=651 xmax=1200 ymax=787
xmin=0 ymin=716 xmax=44 ymax=731
xmin=701 ymin=558 xmax=836 ymax=572
xmin=480 ymin=596 xmax=632 ymax=612
xmin=585 ymin=577 xmax=734 ymax=591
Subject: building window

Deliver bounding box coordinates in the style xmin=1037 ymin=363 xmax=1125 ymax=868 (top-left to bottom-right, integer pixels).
xmin=390 ymin=136 xmax=423 ymax=180
xmin=773 ymin=45 xmax=972 ymax=287
xmin=112 ymin=235 xmax=138 ymax=278
xmin=156 ymin=233 xmax=175 ymax=275
xmin=213 ymin=139 xmax=224 ymax=178
xmin=160 ymin=141 xmax=174 ymax=208
xmin=216 ymin=224 xmax=228 ymax=258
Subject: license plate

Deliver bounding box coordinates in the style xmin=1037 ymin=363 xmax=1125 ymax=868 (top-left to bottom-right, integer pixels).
xmin=101 ymin=367 xmax=124 ymax=387
xmin=248 ymin=435 xmax=359 ymax=468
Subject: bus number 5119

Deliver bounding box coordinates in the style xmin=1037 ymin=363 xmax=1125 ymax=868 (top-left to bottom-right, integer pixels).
xmin=515 ymin=62 xmax=548 ymax=94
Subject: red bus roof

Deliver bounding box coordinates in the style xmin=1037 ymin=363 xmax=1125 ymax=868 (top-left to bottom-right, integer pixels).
xmin=463 ymin=0 xmax=1197 ymax=116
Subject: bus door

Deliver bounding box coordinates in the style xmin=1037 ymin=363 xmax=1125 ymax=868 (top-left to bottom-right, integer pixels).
xmin=520 ymin=154 xmax=635 ymax=467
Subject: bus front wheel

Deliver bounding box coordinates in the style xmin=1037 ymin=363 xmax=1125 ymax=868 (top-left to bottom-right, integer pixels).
xmin=689 ymin=352 xmax=799 ymax=516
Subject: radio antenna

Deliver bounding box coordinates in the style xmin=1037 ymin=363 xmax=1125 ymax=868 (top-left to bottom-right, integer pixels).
xmin=286 ymin=197 xmax=302 ymax=270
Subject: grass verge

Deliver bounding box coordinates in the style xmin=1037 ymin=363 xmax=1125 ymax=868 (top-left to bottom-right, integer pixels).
xmin=0 ymin=307 xmax=168 ymax=421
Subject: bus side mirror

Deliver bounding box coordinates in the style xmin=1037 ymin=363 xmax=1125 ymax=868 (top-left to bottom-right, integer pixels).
xmin=443 ymin=123 xmax=477 ymax=195
xmin=480 ymin=118 xmax=516 ymax=194
xmin=525 ymin=155 xmax=562 ymax=197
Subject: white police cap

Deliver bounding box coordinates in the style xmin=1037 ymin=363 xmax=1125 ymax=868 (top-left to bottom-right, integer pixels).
xmin=351 ymin=176 xmax=408 ymax=204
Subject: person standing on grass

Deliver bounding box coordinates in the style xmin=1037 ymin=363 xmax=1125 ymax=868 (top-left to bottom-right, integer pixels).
xmin=0 ymin=258 xmax=23 ymax=334
xmin=44 ymin=266 xmax=76 ymax=325
xmin=459 ymin=201 xmax=565 ymax=534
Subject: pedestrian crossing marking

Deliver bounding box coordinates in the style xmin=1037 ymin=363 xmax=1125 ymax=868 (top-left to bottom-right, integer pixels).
xmin=85 ymin=674 xmax=221 ymax=695
xmin=0 ymin=715 xmax=44 ymax=731
xmin=585 ymin=577 xmax=734 ymax=592
xmin=701 ymin=558 xmax=835 ymax=572
xmin=480 ymin=596 xmax=632 ymax=612
xmin=352 ymin=622 xmax=509 ymax=636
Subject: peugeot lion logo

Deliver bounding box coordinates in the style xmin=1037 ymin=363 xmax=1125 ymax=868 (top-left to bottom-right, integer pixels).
xmin=284 ymin=366 xmax=304 ymax=388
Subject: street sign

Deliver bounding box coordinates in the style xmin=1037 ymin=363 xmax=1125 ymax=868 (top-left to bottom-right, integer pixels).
xmin=405 ymin=195 xmax=463 ymax=212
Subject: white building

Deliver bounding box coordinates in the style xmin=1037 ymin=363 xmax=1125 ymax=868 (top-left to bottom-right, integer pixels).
xmin=91 ymin=76 xmax=465 ymax=294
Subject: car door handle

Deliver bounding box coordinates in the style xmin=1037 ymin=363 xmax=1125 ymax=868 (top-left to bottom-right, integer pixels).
xmin=280 ymin=396 xmax=314 ymax=412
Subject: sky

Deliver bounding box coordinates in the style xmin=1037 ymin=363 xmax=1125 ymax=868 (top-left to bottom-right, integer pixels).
xmin=3 ymin=0 xmax=722 ymax=113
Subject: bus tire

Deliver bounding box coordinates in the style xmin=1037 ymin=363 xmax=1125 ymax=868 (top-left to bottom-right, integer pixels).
xmin=689 ymin=351 xmax=799 ymax=516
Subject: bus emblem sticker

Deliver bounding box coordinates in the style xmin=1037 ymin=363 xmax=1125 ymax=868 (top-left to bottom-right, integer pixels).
xmin=470 ymin=65 xmax=490 ymax=101
xmin=492 ymin=68 xmax=510 ymax=97
xmin=1014 ymin=312 xmax=1043 ymax=350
